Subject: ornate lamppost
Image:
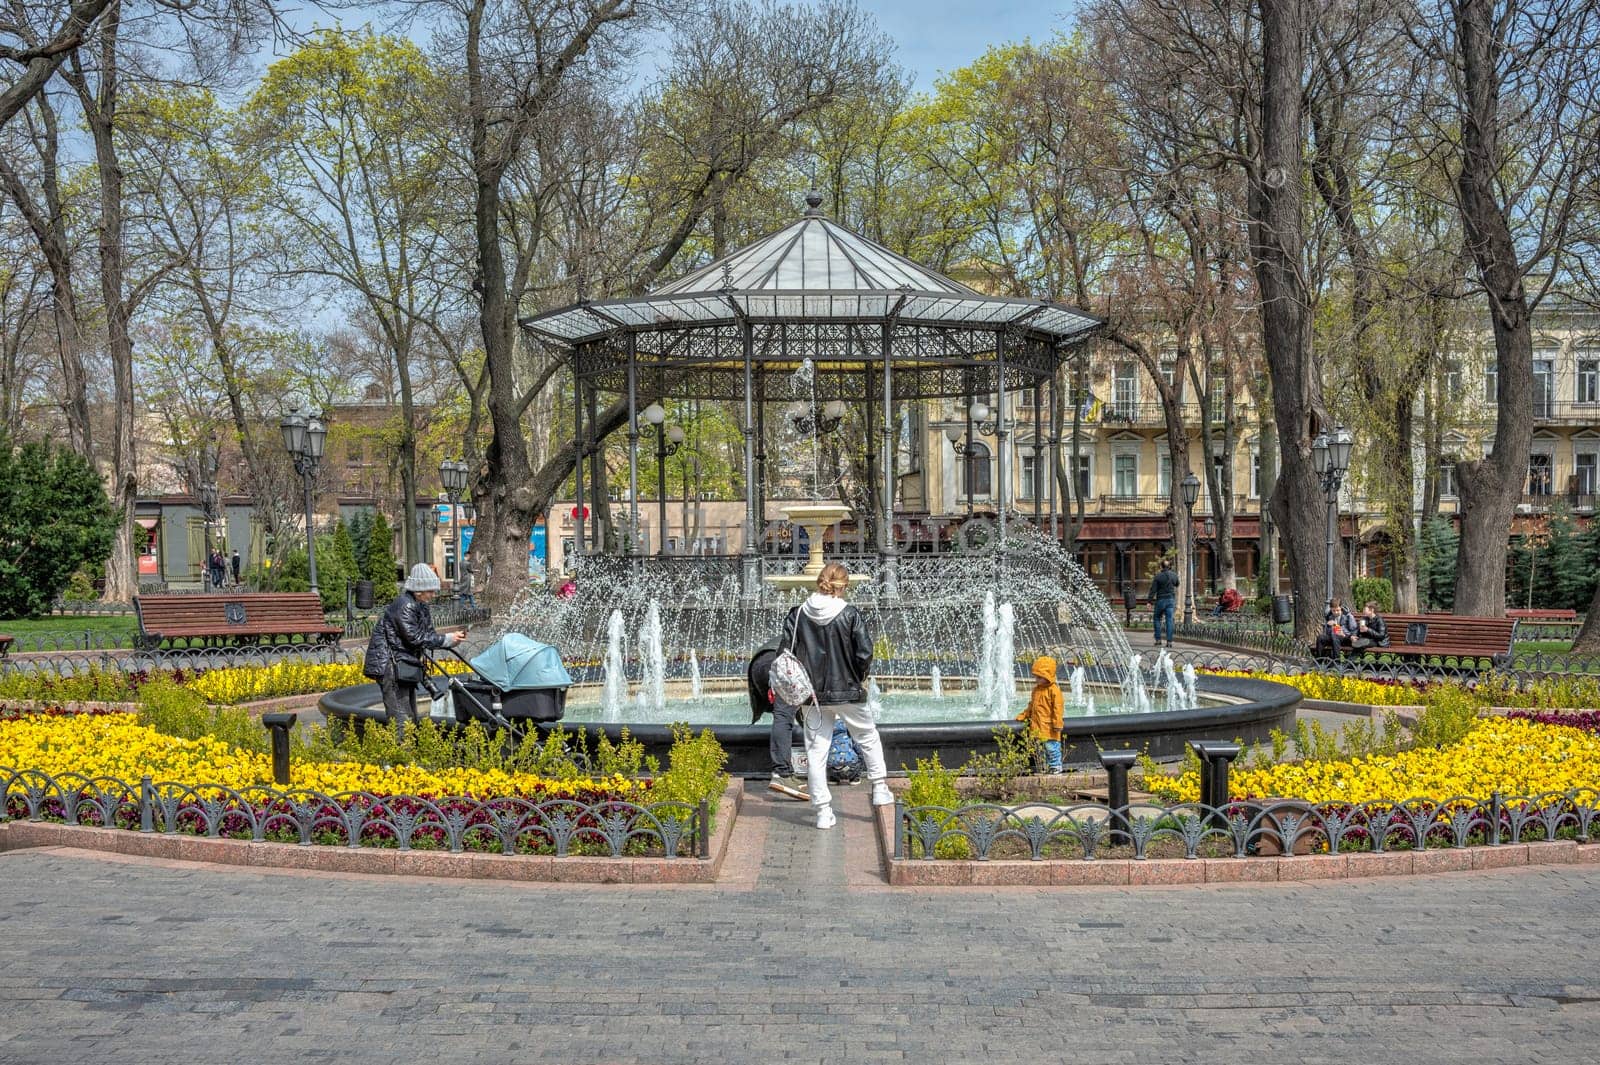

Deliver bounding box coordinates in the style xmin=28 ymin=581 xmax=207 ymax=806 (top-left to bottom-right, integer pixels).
xmin=439 ymin=458 xmax=469 ymax=588
xmin=1311 ymin=425 xmax=1354 ymax=607
xmin=641 ymin=403 xmax=687 ymax=555
xmin=280 ymin=407 xmax=327 ymax=596
xmin=1181 ymin=471 xmax=1201 ymax=623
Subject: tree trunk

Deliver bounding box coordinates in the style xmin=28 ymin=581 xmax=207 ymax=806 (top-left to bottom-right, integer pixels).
xmin=66 ymin=9 xmax=138 ymax=601
xmin=1257 ymin=385 xmax=1278 ymax=597
xmin=1574 ymin=583 xmax=1600 ymax=653
xmin=1252 ymin=0 xmax=1340 ymax=639
xmin=1448 ymin=0 xmax=1533 ymax=618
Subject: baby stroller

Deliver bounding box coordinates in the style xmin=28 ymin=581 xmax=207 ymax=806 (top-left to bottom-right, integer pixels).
xmin=423 ymin=633 xmax=572 ymax=739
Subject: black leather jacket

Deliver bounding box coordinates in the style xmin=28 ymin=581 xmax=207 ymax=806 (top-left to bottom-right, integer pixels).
xmin=364 ymin=592 xmax=447 ymax=679
xmin=780 ymin=603 xmax=873 ymax=705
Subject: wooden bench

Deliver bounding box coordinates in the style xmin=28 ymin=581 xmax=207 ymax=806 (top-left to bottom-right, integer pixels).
xmin=132 ymin=594 xmax=343 ymax=650
xmin=1507 ymin=608 xmax=1581 ymax=637
xmin=1354 ymin=613 xmax=1516 ymax=670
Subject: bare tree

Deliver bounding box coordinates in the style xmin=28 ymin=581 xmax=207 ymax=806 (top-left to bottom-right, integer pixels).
xmin=0 ymin=0 xmax=114 ymax=128
xmin=1403 ymin=0 xmax=1600 ymax=617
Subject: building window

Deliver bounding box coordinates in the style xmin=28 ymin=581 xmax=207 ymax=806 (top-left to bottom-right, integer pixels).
xmin=1071 ymin=454 xmax=1091 ymax=498
xmin=1250 ymin=452 xmax=1261 ymax=498
xmin=1443 ymin=361 xmax=1462 ymax=398
xmin=1113 ymin=454 xmax=1138 ymax=498
xmin=962 ymin=441 xmax=992 ymax=498
xmin=1533 ymin=358 xmax=1554 ymax=418
xmin=1158 ymin=454 xmax=1171 ymax=497
xmin=1159 ymin=361 xmax=1176 ymax=388
xmin=1578 ymin=358 xmax=1599 ymax=404
xmin=1439 ymin=462 xmax=1457 ymax=498
xmin=1528 ymin=452 xmax=1553 ymax=496
xmin=1018 ymin=449 xmax=1043 ymax=500
xmin=1112 ymin=363 xmax=1139 ymax=418
xmin=1484 ymin=365 xmax=1498 ymax=403
xmin=1206 ymin=373 xmax=1226 ymax=422
xmin=1576 ymin=452 xmax=1597 ymax=496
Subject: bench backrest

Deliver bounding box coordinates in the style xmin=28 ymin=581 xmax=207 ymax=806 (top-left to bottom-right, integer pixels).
xmin=1506 ymin=608 xmax=1578 ymax=621
xmin=1381 ymin=613 xmax=1516 ymax=650
xmin=134 ymin=593 xmax=329 ymax=632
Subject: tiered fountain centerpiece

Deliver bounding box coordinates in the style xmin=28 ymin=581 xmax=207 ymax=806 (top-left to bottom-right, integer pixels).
xmin=763 ymin=502 xmax=872 ymax=592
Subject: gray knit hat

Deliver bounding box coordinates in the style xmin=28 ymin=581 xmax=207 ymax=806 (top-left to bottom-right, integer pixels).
xmin=404 ymin=563 xmax=441 ymax=592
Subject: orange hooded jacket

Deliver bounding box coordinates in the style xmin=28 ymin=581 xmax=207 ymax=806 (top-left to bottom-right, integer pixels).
xmin=1016 ymin=655 xmax=1063 ymax=741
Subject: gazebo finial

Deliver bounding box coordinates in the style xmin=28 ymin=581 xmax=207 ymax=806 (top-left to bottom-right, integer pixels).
xmin=803 ymin=187 xmax=825 ymax=217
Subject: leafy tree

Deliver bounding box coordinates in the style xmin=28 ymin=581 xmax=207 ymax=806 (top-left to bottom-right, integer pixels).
xmin=328 ymin=520 xmax=360 ymax=592
xmin=347 ymin=509 xmax=374 ymax=580
xmin=0 ymin=438 xmax=117 ymax=617
xmin=367 ymin=510 xmax=399 ymax=602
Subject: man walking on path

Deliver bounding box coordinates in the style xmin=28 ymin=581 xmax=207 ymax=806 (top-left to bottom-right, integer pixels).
xmin=1150 ymin=558 xmax=1179 ymax=648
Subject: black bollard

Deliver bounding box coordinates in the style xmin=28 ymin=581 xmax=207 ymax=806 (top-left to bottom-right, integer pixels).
xmin=262 ymin=712 xmax=298 ymax=786
xmin=1205 ymin=742 xmax=1241 ymax=813
xmin=1189 ymin=740 xmax=1214 ymax=816
xmin=1099 ymin=749 xmax=1138 ymax=844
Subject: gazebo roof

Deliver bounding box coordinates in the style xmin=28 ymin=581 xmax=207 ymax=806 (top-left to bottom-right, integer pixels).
xmin=520 ymin=197 xmax=1102 ymax=347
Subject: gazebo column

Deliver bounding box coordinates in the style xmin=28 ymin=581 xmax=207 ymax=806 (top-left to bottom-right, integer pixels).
xmin=995 ymin=329 xmax=1010 ymax=546
xmin=573 ymin=372 xmax=585 ymax=562
xmin=625 ymin=332 xmax=640 ymax=563
xmin=863 ymin=349 xmax=876 ymax=553
xmin=1048 ymin=359 xmax=1061 ymax=543
xmin=755 ymin=367 xmax=766 ymax=543
xmin=586 ymin=385 xmax=602 ymax=552
xmin=1032 ymin=381 xmax=1043 ymax=525
xmin=879 ymin=322 xmax=897 ymax=596
xmin=740 ymin=319 xmax=759 ymax=601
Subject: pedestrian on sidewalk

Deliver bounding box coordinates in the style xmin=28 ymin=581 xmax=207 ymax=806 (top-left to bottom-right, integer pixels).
xmin=780 ymin=562 xmax=894 ymax=829
xmin=748 ymin=643 xmax=807 ymax=800
xmin=1150 ymin=558 xmax=1179 ymax=648
xmin=1016 ymin=655 xmax=1064 ymax=773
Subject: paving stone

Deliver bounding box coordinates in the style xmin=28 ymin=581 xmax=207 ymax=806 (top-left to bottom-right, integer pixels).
xmin=0 ymin=787 xmax=1596 ymax=1064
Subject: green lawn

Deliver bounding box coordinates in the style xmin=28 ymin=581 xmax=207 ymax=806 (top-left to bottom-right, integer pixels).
xmin=0 ymin=615 xmax=138 ymax=638
xmin=1515 ymin=639 xmax=1577 ymax=655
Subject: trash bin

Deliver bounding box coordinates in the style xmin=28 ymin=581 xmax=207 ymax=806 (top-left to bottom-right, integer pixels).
xmin=1271 ymin=594 xmax=1292 ymax=625
xmin=354 ymin=580 xmax=375 ymax=609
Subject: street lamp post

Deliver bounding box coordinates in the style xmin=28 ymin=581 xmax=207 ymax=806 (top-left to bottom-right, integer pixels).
xmin=1181 ymin=471 xmax=1201 ymax=623
xmin=641 ymin=403 xmax=686 ymax=556
xmin=1311 ymin=425 xmax=1354 ymax=608
xmin=200 ymin=482 xmax=218 ymax=591
xmin=439 ymin=458 xmax=469 ymax=591
xmin=280 ymin=407 xmax=328 ymax=596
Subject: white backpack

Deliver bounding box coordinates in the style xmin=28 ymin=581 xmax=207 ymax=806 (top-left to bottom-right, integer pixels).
xmin=770 ymin=609 xmax=817 ymax=708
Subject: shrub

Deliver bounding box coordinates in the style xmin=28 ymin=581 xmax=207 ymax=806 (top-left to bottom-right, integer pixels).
xmin=903 ymin=752 xmax=968 ymax=858
xmin=1350 ymin=577 xmax=1393 ymax=613
xmin=963 ymin=725 xmax=1041 ymax=800
xmin=650 ymin=724 xmax=730 ymax=814
xmin=1411 ymin=684 xmax=1483 ymax=749
xmin=137 ymin=674 xmax=267 ymax=754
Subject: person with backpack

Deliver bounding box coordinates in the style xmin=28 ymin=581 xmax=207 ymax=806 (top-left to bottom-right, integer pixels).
xmin=776 ymin=562 xmax=894 ymax=829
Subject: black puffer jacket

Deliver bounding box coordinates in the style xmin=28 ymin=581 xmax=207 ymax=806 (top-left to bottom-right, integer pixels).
xmin=363 ymin=592 xmax=448 ymax=679
xmin=780 ymin=600 xmax=873 ymax=705
xmin=747 ymin=643 xmax=779 ymax=723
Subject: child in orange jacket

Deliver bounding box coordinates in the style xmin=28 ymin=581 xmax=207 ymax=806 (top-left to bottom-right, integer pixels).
xmin=1016 ymin=655 xmax=1064 ymax=773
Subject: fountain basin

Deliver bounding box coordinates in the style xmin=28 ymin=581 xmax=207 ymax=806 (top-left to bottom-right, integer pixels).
xmin=317 ymin=673 xmax=1300 ymax=776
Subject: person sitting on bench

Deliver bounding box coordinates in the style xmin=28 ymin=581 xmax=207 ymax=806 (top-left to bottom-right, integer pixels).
xmin=1351 ymin=600 xmax=1389 ymax=650
xmin=1209 ymin=588 xmax=1245 ymax=617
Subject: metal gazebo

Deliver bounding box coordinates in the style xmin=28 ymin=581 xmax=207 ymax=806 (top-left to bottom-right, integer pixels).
xmin=521 ymin=192 xmax=1103 ymax=596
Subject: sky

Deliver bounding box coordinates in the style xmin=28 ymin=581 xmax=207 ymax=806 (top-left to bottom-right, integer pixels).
xmin=269 ymin=1 xmax=1079 ymax=92
xmin=864 ymin=0 xmax=1077 ymax=88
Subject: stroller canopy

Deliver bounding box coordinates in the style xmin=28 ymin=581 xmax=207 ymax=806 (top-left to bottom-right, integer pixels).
xmin=470 ymin=633 xmax=573 ymax=690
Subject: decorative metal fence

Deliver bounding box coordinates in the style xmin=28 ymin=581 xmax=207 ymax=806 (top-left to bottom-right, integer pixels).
xmin=893 ymin=790 xmax=1599 ymax=862
xmin=0 ymin=767 xmax=710 ymax=859
xmin=0 ymin=644 xmax=357 ymax=679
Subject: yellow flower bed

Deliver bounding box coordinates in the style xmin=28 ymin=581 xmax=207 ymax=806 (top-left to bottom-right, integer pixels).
xmin=1201 ymin=669 xmax=1430 ymax=707
xmin=1156 ymin=717 xmax=1600 ymax=804
xmin=0 ymin=712 xmax=640 ymax=800
xmin=188 ymin=658 xmax=470 ymax=706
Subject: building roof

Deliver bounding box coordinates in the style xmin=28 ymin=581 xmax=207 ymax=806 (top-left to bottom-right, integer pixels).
xmin=520 ymin=195 xmax=1102 ymax=347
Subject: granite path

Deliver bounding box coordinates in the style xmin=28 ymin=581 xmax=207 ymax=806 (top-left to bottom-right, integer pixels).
xmin=1 ymin=784 xmax=1597 ymax=1064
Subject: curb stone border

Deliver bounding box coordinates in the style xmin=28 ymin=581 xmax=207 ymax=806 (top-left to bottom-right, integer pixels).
xmin=0 ymin=780 xmax=742 ymax=884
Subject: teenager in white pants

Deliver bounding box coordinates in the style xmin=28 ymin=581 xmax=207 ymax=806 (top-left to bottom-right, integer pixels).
xmin=781 ymin=562 xmax=894 ymax=829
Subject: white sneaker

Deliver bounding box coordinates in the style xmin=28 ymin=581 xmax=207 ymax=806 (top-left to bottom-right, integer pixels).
xmin=815 ymin=805 xmax=837 ymax=830
xmin=870 ymin=781 xmax=894 ymax=807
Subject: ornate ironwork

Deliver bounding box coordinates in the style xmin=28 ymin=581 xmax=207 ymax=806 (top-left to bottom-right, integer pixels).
xmin=895 ymin=789 xmax=1600 ymax=861
xmin=0 ymin=766 xmax=708 ymax=860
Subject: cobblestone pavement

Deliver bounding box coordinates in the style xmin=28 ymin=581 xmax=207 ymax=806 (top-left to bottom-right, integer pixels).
xmin=2 ymin=786 xmax=1598 ymax=1065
